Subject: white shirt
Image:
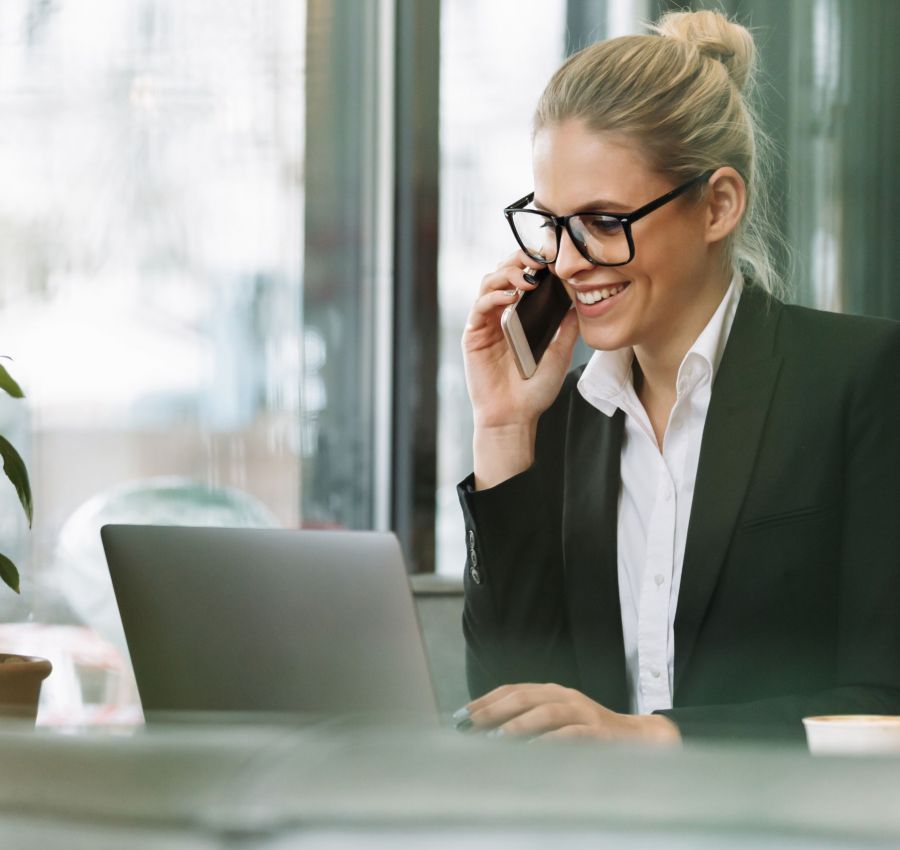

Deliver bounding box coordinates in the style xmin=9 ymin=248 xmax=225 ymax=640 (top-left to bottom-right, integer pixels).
xmin=576 ymin=275 xmax=743 ymax=714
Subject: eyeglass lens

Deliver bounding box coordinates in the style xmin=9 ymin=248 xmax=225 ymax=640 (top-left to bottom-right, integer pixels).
xmin=509 ymin=211 xmax=630 ymax=266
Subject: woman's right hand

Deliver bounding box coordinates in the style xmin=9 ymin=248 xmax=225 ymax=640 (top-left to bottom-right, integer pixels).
xmin=462 ymin=251 xmax=579 ymax=489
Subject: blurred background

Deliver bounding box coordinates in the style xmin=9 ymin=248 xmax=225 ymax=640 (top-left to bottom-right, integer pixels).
xmin=0 ymin=0 xmax=897 ymax=724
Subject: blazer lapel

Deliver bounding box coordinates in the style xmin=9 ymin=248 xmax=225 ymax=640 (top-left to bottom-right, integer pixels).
xmin=562 ymin=393 xmax=629 ymax=712
xmin=674 ymin=286 xmax=783 ymax=694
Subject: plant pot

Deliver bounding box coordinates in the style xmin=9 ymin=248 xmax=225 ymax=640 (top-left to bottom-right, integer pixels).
xmin=0 ymin=653 xmax=52 ymax=724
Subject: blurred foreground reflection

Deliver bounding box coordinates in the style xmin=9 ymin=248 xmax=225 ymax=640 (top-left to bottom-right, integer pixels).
xmin=1 ymin=716 xmax=899 ymax=848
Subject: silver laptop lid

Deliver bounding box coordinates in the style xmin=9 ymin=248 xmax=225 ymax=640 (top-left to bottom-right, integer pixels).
xmin=101 ymin=525 xmax=437 ymax=721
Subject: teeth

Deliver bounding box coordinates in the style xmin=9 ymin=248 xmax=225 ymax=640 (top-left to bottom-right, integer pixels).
xmin=575 ymin=284 xmax=625 ymax=305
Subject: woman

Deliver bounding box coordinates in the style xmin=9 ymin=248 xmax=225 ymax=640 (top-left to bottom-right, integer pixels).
xmin=454 ymin=10 xmax=900 ymax=742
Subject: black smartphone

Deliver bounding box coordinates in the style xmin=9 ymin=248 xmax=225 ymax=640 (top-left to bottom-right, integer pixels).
xmin=500 ymin=267 xmax=572 ymax=379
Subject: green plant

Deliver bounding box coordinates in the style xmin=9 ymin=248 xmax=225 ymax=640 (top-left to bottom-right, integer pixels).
xmin=0 ymin=358 xmax=32 ymax=593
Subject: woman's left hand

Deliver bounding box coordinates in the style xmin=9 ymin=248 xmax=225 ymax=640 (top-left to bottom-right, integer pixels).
xmin=460 ymin=683 xmax=681 ymax=744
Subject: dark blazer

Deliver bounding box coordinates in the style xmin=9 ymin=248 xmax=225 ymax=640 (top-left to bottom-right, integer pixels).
xmin=457 ymin=284 xmax=900 ymax=740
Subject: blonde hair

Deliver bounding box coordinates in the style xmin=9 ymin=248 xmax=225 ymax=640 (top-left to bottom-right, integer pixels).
xmin=534 ymin=9 xmax=784 ymax=297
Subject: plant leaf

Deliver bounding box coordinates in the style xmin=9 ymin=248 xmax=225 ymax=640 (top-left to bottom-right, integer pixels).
xmin=0 ymin=435 xmax=32 ymax=525
xmin=0 ymin=362 xmax=24 ymax=399
xmin=0 ymin=553 xmax=20 ymax=594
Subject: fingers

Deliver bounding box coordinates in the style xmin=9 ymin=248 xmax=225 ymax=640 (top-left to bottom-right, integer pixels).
xmin=465 ymin=274 xmax=534 ymax=341
xmin=464 ymin=682 xmax=539 ymax=717
xmin=464 ymin=253 xmax=549 ymax=340
xmin=491 ymin=702 xmax=583 ymax=738
xmin=494 ymin=250 xmax=548 ymax=275
xmin=481 ymin=249 xmax=547 ymax=297
xmin=467 ymin=683 xmax=575 ymax=731
xmin=537 ymin=724 xmax=598 ymax=742
xmin=472 ymin=287 xmax=519 ymax=317
xmin=462 ymin=291 xmax=516 ymax=343
xmin=477 ymin=266 xmax=536 ymax=301
xmin=456 ymin=684 xmax=673 ymax=745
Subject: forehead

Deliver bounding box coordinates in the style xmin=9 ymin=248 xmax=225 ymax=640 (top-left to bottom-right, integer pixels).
xmin=532 ymin=121 xmax=663 ymax=212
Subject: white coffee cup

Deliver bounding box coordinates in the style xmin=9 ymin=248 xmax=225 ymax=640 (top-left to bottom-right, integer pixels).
xmin=802 ymin=715 xmax=900 ymax=756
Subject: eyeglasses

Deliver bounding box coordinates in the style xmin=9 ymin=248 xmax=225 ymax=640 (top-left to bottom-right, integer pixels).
xmin=503 ymin=171 xmax=714 ymax=268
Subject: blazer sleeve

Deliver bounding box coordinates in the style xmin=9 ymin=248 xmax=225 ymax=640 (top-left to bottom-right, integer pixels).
xmin=457 ymin=370 xmax=582 ymax=699
xmin=659 ymin=322 xmax=900 ymax=740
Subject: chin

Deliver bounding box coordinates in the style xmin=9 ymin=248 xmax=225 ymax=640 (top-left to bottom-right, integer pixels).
xmin=576 ymin=320 xmax=636 ymax=353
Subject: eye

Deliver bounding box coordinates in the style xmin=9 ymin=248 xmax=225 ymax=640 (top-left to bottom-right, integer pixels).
xmin=582 ymin=215 xmax=624 ymax=236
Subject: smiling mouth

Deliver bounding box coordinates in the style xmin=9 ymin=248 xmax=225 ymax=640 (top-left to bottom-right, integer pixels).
xmin=573 ymin=281 xmax=630 ymax=305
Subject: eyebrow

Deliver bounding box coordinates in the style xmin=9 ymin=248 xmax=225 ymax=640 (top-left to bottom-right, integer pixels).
xmin=532 ymin=197 xmax=631 ymax=214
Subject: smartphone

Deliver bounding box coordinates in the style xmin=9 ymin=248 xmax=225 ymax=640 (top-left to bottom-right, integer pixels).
xmin=500 ymin=267 xmax=572 ymax=379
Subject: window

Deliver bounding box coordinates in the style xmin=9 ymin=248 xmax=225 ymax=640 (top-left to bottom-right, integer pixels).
xmin=0 ymin=0 xmax=306 ymax=724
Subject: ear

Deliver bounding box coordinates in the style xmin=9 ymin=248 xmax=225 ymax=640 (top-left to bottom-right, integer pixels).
xmin=704 ymin=167 xmax=746 ymax=244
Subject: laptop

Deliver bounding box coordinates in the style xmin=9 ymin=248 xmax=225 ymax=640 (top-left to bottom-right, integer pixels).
xmin=101 ymin=525 xmax=439 ymax=723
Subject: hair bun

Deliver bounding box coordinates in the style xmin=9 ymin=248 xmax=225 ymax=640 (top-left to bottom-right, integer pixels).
xmin=654 ymin=9 xmax=756 ymax=92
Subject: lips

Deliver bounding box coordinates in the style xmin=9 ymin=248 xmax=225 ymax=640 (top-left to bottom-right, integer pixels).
xmin=567 ymin=280 xmax=631 ymax=318
xmin=573 ymin=281 xmax=630 ymax=305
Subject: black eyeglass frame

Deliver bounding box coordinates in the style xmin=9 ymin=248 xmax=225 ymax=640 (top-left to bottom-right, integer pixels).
xmin=503 ymin=170 xmax=715 ymax=268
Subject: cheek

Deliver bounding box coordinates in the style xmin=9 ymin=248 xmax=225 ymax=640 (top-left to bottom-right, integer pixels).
xmin=633 ymin=217 xmax=706 ymax=283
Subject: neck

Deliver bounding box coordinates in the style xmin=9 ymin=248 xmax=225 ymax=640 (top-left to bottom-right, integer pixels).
xmin=633 ymin=268 xmax=732 ymax=401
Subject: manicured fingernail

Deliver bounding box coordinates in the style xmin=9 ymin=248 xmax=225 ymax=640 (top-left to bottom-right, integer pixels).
xmin=486 ymin=727 xmax=505 ymax=739
xmin=523 ymin=273 xmax=537 ymax=285
xmin=451 ymin=707 xmax=471 ymax=729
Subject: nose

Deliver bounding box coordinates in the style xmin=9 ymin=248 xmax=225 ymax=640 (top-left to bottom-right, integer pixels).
xmin=551 ymin=226 xmax=594 ymax=281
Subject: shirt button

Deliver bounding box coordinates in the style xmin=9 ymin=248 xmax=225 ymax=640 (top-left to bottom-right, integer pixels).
xmin=671 ymin=418 xmax=683 ymax=432
xmin=654 ymin=574 xmax=665 ymax=587
xmin=651 ymin=669 xmax=661 ymax=679
xmin=663 ymin=485 xmax=673 ymax=501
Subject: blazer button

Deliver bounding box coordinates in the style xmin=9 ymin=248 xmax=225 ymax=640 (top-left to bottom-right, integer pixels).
xmin=468 ymin=529 xmax=475 ymax=548
xmin=469 ymin=549 xmax=478 ymax=568
xmin=470 ymin=565 xmax=482 ymax=585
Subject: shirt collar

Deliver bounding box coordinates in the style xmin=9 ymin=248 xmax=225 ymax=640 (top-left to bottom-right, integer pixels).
xmin=684 ymin=271 xmax=743 ymax=380
xmin=577 ymin=272 xmax=743 ymax=418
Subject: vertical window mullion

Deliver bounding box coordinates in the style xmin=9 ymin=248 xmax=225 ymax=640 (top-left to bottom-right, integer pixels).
xmin=392 ymin=0 xmax=440 ymax=573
